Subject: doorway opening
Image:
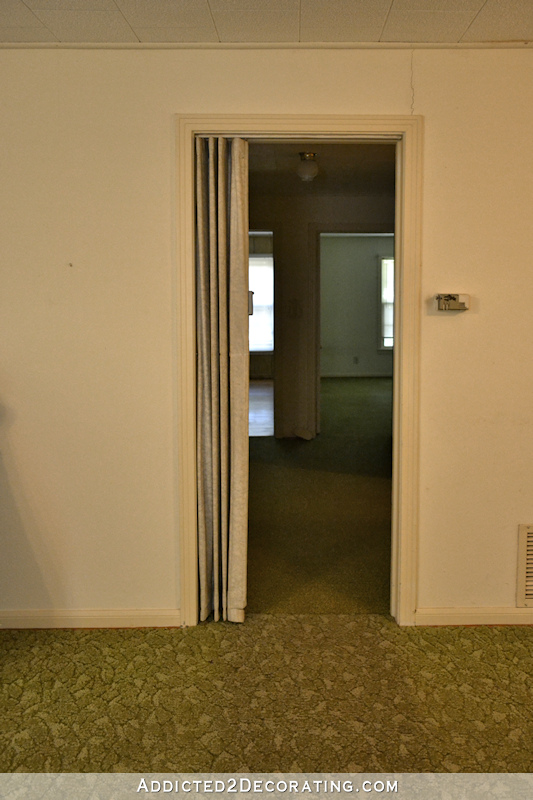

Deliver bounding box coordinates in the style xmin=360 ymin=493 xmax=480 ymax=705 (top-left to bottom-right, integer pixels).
xmin=246 ymin=142 xmax=396 ymax=613
xmin=176 ymin=114 xmax=422 ymax=627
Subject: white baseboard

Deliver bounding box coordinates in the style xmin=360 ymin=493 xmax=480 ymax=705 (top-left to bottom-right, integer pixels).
xmin=415 ymin=607 xmax=533 ymax=626
xmin=0 ymin=608 xmax=183 ymax=629
xmin=5 ymin=607 xmax=530 ymax=629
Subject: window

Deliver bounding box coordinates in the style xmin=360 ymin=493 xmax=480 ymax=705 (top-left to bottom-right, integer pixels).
xmin=249 ymin=233 xmax=274 ymax=352
xmin=380 ymin=257 xmax=394 ymax=349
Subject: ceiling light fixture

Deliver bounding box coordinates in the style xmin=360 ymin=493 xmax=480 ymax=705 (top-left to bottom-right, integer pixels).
xmin=297 ymin=152 xmax=319 ymax=182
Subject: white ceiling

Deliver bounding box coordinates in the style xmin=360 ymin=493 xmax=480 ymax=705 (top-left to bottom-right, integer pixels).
xmin=1 ymin=0 xmax=533 ymax=45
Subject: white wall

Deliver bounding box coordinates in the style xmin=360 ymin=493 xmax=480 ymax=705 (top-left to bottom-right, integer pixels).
xmin=1 ymin=47 xmax=533 ymax=620
xmin=320 ymin=235 xmax=394 ymax=377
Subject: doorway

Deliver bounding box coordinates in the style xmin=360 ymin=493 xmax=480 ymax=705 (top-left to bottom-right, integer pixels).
xmin=176 ymin=114 xmax=422 ymax=626
xmin=247 ymin=142 xmax=396 ymax=613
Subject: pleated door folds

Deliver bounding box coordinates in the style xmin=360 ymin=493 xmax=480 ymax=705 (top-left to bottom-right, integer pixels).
xmin=195 ymin=136 xmax=249 ymax=622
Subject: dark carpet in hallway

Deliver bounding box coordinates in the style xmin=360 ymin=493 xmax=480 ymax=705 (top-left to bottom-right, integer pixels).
xmin=247 ymin=378 xmax=392 ymax=614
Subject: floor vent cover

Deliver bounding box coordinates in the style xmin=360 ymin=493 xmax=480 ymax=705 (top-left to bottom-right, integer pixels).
xmin=517 ymin=524 xmax=533 ymax=607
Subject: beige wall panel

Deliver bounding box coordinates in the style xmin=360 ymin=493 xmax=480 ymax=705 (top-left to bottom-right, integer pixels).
xmin=0 ymin=46 xmax=532 ymax=616
xmin=414 ymin=49 xmax=533 ymax=608
xmin=0 ymin=48 xmax=411 ymax=613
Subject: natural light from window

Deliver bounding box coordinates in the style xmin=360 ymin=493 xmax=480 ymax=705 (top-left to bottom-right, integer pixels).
xmin=381 ymin=257 xmax=394 ymax=349
xmin=249 ymin=254 xmax=274 ymax=352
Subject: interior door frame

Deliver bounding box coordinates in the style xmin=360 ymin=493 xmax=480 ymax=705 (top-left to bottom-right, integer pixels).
xmin=176 ymin=114 xmax=423 ymax=627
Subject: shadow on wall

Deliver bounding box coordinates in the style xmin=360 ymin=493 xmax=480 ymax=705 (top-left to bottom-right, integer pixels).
xmin=0 ymin=402 xmax=59 ymax=610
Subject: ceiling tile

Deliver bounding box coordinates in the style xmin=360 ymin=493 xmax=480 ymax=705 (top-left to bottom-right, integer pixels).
xmin=300 ymin=0 xmax=391 ymax=42
xmin=209 ymin=1 xmax=299 ymax=42
xmin=0 ymin=0 xmax=533 ymax=46
xmin=209 ymin=0 xmax=294 ymax=8
xmin=24 ymin=0 xmax=117 ymax=10
xmin=134 ymin=26 xmax=219 ymax=42
xmin=31 ymin=10 xmax=138 ymax=41
xmin=0 ymin=0 xmax=41 ymax=26
xmin=299 ymin=23 xmax=380 ymax=42
xmin=115 ymin=0 xmax=214 ymax=29
xmin=382 ymin=10 xmax=475 ymax=41
xmin=214 ymin=10 xmax=299 ymax=41
xmin=461 ymin=0 xmax=533 ymax=41
xmin=392 ymin=0 xmax=482 ymax=12
xmin=0 ymin=24 xmax=58 ymax=41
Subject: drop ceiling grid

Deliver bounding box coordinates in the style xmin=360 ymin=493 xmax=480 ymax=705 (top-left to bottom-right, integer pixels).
xmin=113 ymin=0 xmax=218 ymax=43
xmin=208 ymin=2 xmax=300 ymax=44
xmin=113 ymin=0 xmax=216 ymax=29
xmin=28 ymin=9 xmax=139 ymax=42
xmin=461 ymin=0 xmax=533 ymax=42
xmin=0 ymin=0 xmax=531 ymax=44
xmin=299 ymin=0 xmax=390 ymax=43
xmin=382 ymin=10 xmax=481 ymax=42
xmin=0 ymin=0 xmax=42 ymax=26
xmin=23 ymin=0 xmax=118 ymax=8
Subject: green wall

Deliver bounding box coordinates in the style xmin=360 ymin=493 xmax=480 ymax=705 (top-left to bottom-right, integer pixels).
xmin=320 ymin=234 xmax=394 ymax=377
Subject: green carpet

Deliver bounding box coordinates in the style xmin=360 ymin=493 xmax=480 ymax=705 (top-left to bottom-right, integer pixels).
xmin=248 ymin=378 xmax=392 ymax=614
xmin=3 ymin=377 xmax=532 ymax=774
xmin=1 ymin=615 xmax=533 ymax=772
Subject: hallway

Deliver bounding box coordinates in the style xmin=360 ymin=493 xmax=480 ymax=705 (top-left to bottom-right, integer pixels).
xmin=247 ymin=378 xmax=393 ymax=614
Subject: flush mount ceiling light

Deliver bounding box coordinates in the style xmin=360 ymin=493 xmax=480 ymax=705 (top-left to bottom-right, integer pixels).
xmin=297 ymin=152 xmax=319 ymax=182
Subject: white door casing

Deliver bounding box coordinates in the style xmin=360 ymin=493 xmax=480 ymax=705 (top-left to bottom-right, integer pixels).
xmin=175 ymin=114 xmax=423 ymax=627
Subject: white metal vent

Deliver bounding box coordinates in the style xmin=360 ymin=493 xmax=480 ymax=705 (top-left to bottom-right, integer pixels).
xmin=517 ymin=525 xmax=533 ymax=607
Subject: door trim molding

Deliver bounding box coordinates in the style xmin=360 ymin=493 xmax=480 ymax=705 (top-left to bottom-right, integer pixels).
xmin=176 ymin=114 xmax=423 ymax=626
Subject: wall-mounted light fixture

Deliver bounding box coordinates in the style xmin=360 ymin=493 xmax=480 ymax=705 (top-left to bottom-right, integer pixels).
xmin=297 ymin=152 xmax=319 ymax=182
